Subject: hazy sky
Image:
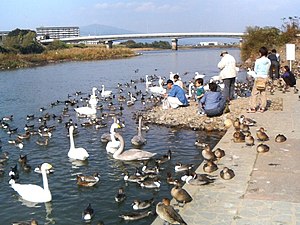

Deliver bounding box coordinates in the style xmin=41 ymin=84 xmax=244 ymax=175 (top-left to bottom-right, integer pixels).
xmin=1 ymin=0 xmax=299 ymax=33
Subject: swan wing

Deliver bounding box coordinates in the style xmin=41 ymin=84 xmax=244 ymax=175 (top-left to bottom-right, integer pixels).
xmin=75 ymin=107 xmax=96 ymax=115
xmin=106 ymin=141 xmax=120 ymax=154
xmin=11 ymin=183 xmax=51 ymax=203
xmin=68 ymin=147 xmax=89 ymax=160
xmin=117 ymin=149 xmax=156 ymax=161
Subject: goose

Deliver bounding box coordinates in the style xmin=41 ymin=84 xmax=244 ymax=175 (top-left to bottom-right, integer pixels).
xmin=82 ymin=203 xmax=94 ymax=222
xmin=132 ymin=198 xmax=154 ymax=210
xmin=112 ymin=133 xmax=156 ymax=161
xmin=156 ymin=198 xmax=187 ymax=225
xmin=171 ymin=181 xmax=192 ymax=206
xmin=106 ymin=122 xmax=121 ymax=154
xmin=101 ymin=85 xmax=112 ymax=98
xmin=9 ymin=163 xmax=53 ymax=203
xmin=131 ymin=115 xmax=147 ymax=146
xmin=119 ymin=210 xmax=153 ymax=221
xmin=68 ymin=125 xmax=89 ymax=161
xmin=220 ymin=167 xmax=235 ymax=180
xmin=115 ymin=187 xmax=126 ymax=202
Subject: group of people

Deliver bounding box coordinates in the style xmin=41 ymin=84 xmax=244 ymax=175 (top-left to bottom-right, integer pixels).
xmin=162 ymin=47 xmax=297 ymax=116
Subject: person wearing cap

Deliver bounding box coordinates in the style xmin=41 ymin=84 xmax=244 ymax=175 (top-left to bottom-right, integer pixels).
xmin=217 ymin=50 xmax=237 ymax=102
xmin=163 ymin=79 xmax=188 ymax=109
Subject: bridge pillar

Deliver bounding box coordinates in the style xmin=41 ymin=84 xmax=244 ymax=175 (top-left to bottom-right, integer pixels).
xmin=171 ymin=38 xmax=178 ymax=50
xmin=105 ymin=40 xmax=113 ymax=49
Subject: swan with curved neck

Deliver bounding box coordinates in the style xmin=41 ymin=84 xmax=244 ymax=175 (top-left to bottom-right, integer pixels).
xmin=131 ymin=116 xmax=147 ymax=146
xmin=88 ymin=87 xmax=98 ymax=107
xmin=10 ymin=163 xmax=53 ymax=203
xmin=149 ymin=76 xmax=166 ymax=95
xmin=113 ymin=133 xmax=156 ymax=161
xmin=68 ymin=126 xmax=89 ymax=160
xmin=106 ymin=122 xmax=121 ymax=154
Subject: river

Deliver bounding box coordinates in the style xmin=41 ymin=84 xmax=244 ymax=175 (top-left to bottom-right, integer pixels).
xmin=0 ymin=48 xmax=243 ymax=225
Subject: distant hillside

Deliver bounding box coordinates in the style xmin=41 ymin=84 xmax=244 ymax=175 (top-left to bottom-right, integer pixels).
xmin=80 ymin=24 xmax=136 ymax=36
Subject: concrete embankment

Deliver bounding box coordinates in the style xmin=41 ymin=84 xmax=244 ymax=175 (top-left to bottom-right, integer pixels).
xmin=151 ymin=84 xmax=300 ymax=225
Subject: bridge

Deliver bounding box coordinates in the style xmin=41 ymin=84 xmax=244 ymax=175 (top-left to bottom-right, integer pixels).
xmin=39 ymin=32 xmax=245 ymax=50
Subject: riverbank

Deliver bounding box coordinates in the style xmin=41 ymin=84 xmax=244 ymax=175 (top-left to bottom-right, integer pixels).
xmin=0 ymin=46 xmax=136 ymax=70
xmin=151 ymin=73 xmax=300 ymax=225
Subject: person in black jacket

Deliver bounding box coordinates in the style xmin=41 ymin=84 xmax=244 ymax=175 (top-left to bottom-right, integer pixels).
xmin=268 ymin=49 xmax=280 ymax=80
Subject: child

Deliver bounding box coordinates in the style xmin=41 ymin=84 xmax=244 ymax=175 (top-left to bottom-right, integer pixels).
xmin=195 ymin=78 xmax=205 ymax=115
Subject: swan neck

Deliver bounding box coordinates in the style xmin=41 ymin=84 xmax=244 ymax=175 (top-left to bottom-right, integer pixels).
xmin=113 ymin=134 xmax=125 ymax=158
xmin=138 ymin=117 xmax=142 ymax=136
xmin=69 ymin=129 xmax=75 ymax=149
xmin=42 ymin=169 xmax=49 ymax=191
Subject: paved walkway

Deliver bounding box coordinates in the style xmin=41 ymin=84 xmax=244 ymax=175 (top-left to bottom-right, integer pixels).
xmin=152 ymin=85 xmax=300 ymax=225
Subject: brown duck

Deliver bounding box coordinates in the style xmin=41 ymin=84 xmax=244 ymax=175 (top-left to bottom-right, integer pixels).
xmin=256 ymin=143 xmax=270 ymax=153
xmin=245 ymin=133 xmax=255 ymax=146
xmin=203 ymin=160 xmax=218 ymax=173
xmin=220 ymin=167 xmax=235 ymax=180
xmin=275 ymin=134 xmax=287 ymax=143
xmin=171 ymin=181 xmax=193 ymax=206
xmin=256 ymin=127 xmax=269 ymax=141
xmin=201 ymin=145 xmax=215 ymax=161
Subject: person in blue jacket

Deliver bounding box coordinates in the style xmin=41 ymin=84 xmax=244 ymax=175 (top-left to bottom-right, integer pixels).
xmin=163 ymin=79 xmax=188 ymax=109
xmin=200 ymin=82 xmax=226 ymax=117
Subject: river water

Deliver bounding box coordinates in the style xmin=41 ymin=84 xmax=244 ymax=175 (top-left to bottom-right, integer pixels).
xmin=0 ymin=48 xmax=243 ymax=225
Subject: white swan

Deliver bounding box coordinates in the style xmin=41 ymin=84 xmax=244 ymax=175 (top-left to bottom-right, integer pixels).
xmin=194 ymin=72 xmax=205 ymax=80
xmin=131 ymin=115 xmax=147 ymax=146
xmin=106 ymin=122 xmax=121 ymax=154
xmin=145 ymin=75 xmax=152 ymax=91
xmin=149 ymin=76 xmax=166 ymax=95
xmin=88 ymin=87 xmax=98 ymax=107
xmin=10 ymin=163 xmax=53 ymax=203
xmin=74 ymin=105 xmax=96 ymax=117
xmin=68 ymin=126 xmax=89 ymax=160
xmin=113 ymin=133 xmax=156 ymax=161
xmin=101 ymin=85 xmax=112 ymax=98
xmin=186 ymin=82 xmax=194 ymax=99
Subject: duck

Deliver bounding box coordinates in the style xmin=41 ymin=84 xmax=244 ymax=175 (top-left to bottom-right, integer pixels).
xmin=131 ymin=115 xmax=147 ymax=146
xmin=123 ymin=170 xmax=148 ymax=183
xmin=194 ymin=140 xmax=208 ymax=148
xmin=115 ymin=187 xmax=126 ymax=202
xmin=239 ymin=115 xmax=256 ymax=126
xmin=166 ymin=172 xmax=177 ymax=185
xmin=101 ymin=85 xmax=112 ymax=98
xmin=112 ymin=133 xmax=156 ymax=161
xmin=68 ymin=125 xmax=89 ymax=161
xmin=77 ymin=173 xmax=100 ymax=187
xmin=174 ymin=162 xmax=194 ymax=172
xmin=155 ymin=149 xmax=172 ymax=164
xmin=275 ymin=134 xmax=287 ymax=143
xmin=203 ymin=160 xmax=218 ymax=173
xmin=141 ymin=161 xmax=160 ymax=175
xmin=232 ymin=118 xmax=241 ymax=129
xmin=17 ymin=131 xmax=31 ymax=140
xmin=220 ymin=167 xmax=235 ymax=180
xmin=119 ymin=210 xmax=153 ymax=221
xmin=213 ymin=148 xmax=225 ymax=161
xmin=9 ymin=163 xmax=53 ymax=203
xmin=185 ymin=172 xmax=215 ymax=185
xmin=36 ymin=137 xmax=49 ymax=146
xmin=12 ymin=219 xmax=38 ymax=225
xmin=132 ymin=198 xmax=154 ymax=210
xmin=9 ymin=165 xmax=19 ymax=180
xmin=233 ymin=129 xmax=245 ymax=143
xmin=201 ymin=145 xmax=215 ymax=161
xmin=82 ymin=203 xmax=94 ymax=222
xmin=171 ymin=181 xmax=192 ymax=206
xmin=257 ymin=143 xmax=270 ymax=153
xmin=1 ymin=114 xmax=13 ymax=121
xmin=139 ymin=177 xmax=161 ymax=189
xmin=106 ymin=122 xmax=121 ymax=154
xmin=0 ymin=151 xmax=9 ymax=163
xmin=256 ymin=127 xmax=269 ymax=141
xmin=156 ymin=198 xmax=187 ymax=225
xmin=245 ymin=133 xmax=255 ymax=146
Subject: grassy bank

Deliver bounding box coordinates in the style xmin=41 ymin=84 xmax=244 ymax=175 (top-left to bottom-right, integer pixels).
xmin=0 ymin=46 xmax=136 ymax=70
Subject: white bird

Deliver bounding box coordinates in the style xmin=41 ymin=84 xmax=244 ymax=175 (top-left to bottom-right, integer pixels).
xmin=88 ymin=87 xmax=98 ymax=107
xmin=101 ymin=85 xmax=112 ymax=98
xmin=74 ymin=105 xmax=96 ymax=117
xmin=113 ymin=133 xmax=156 ymax=161
xmin=149 ymin=76 xmax=166 ymax=95
xmin=194 ymin=72 xmax=205 ymax=80
xmin=9 ymin=163 xmax=53 ymax=203
xmin=131 ymin=115 xmax=147 ymax=146
xmin=106 ymin=122 xmax=121 ymax=154
xmin=145 ymin=75 xmax=152 ymax=90
xmin=186 ymin=82 xmax=194 ymax=99
xmin=68 ymin=126 xmax=89 ymax=160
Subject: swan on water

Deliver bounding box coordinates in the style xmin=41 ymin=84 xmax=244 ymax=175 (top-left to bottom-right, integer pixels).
xmin=148 ymin=76 xmax=166 ymax=95
xmin=9 ymin=163 xmax=53 ymax=203
xmin=106 ymin=122 xmax=122 ymax=154
xmin=101 ymin=85 xmax=112 ymax=98
xmin=113 ymin=133 xmax=156 ymax=161
xmin=88 ymin=87 xmax=98 ymax=107
xmin=131 ymin=115 xmax=147 ymax=146
xmin=68 ymin=125 xmax=89 ymax=160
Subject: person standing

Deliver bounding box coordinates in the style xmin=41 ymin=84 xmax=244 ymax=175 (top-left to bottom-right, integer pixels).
xmin=173 ymin=74 xmax=184 ymax=89
xmin=247 ymin=46 xmax=271 ymax=113
xmin=268 ymin=49 xmax=280 ymax=80
xmin=217 ymin=50 xmax=237 ymax=102
xmin=194 ymin=78 xmax=205 ymax=114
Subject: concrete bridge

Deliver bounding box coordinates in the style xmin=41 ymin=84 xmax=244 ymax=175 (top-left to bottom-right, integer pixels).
xmin=40 ymin=32 xmax=245 ymax=50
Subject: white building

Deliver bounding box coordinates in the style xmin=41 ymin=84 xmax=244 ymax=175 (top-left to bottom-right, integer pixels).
xmin=36 ymin=26 xmax=80 ymax=39
xmin=198 ymin=41 xmax=220 ymax=46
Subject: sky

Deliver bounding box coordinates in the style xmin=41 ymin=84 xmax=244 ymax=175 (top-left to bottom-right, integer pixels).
xmin=1 ymin=0 xmax=299 ymax=33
